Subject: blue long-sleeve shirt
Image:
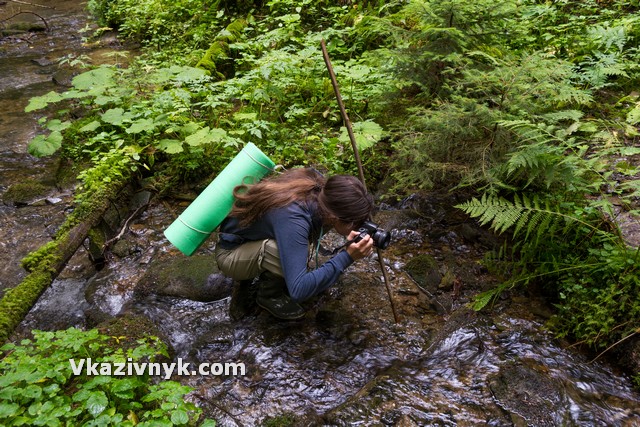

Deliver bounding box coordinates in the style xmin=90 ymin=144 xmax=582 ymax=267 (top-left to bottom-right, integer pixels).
xmin=217 ymin=201 xmax=354 ymax=302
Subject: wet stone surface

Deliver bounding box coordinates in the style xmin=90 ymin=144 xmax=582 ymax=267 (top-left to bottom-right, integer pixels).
xmin=12 ymin=196 xmax=640 ymax=426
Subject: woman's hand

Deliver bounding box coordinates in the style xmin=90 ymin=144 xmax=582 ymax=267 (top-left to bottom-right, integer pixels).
xmin=345 ymin=230 xmax=375 ymax=261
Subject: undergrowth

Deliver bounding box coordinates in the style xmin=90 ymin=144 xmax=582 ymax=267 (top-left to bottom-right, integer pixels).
xmin=0 ymin=328 xmax=214 ymax=426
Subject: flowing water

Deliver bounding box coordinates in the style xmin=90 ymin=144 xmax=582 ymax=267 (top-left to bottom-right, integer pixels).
xmin=0 ymin=0 xmax=114 ymax=291
xmin=2 ymin=3 xmax=640 ymax=426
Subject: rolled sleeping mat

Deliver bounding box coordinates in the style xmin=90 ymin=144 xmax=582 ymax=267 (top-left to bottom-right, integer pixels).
xmin=164 ymin=142 xmax=275 ymax=256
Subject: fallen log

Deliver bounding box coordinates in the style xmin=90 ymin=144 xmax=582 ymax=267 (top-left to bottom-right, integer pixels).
xmin=0 ymin=170 xmax=133 ymax=344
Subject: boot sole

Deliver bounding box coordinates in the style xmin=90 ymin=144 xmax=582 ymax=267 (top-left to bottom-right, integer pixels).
xmin=256 ymin=300 xmax=306 ymax=320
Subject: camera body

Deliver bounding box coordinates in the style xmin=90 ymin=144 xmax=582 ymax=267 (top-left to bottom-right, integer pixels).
xmin=355 ymin=220 xmax=391 ymax=250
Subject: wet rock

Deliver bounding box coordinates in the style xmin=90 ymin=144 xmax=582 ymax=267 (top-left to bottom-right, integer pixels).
xmin=15 ymin=191 xmax=640 ymax=426
xmin=31 ymin=57 xmax=55 ymax=67
xmin=613 ymin=335 xmax=640 ymax=382
xmin=135 ymin=254 xmax=232 ymax=302
xmin=111 ymin=239 xmax=135 ymax=258
xmin=16 ymin=278 xmax=91 ymax=335
xmin=488 ymin=361 xmax=561 ymax=426
xmin=615 ymin=209 xmax=640 ymax=248
xmin=457 ymin=222 xmax=500 ymax=249
xmin=2 ymin=22 xmax=47 ymax=34
xmin=191 ymin=323 xmax=236 ymax=356
xmin=52 ymin=68 xmax=76 ymax=87
xmin=85 ymin=266 xmax=136 ymax=316
xmin=84 ymin=306 xmax=116 ymax=327
xmin=404 ymin=253 xmax=442 ymax=291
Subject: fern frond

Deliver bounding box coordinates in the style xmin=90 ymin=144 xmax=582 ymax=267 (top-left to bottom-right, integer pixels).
xmin=541 ymin=110 xmax=584 ymax=124
xmin=456 ymin=193 xmax=569 ymax=242
xmin=470 ymin=281 xmax=512 ymax=311
xmin=457 ymin=193 xmax=610 ymax=245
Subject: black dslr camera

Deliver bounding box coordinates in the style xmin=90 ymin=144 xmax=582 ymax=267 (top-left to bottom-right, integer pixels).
xmin=355 ymin=220 xmax=391 ymax=250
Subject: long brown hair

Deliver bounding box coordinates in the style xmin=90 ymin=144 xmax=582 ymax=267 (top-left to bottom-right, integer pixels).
xmin=230 ymin=168 xmax=373 ymax=228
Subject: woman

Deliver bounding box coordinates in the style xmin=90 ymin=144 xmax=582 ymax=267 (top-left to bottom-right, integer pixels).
xmin=215 ymin=167 xmax=375 ymax=320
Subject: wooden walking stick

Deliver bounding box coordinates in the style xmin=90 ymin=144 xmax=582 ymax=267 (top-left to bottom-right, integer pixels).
xmin=320 ymin=39 xmax=399 ymax=324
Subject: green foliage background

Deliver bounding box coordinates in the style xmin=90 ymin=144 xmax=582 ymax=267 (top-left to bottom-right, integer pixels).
xmin=20 ymin=0 xmax=640 ymax=389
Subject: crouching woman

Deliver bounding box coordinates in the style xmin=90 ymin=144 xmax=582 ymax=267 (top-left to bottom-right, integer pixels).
xmin=215 ymin=167 xmax=375 ymax=319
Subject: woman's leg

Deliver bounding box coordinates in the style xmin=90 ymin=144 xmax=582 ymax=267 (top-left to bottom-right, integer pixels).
xmin=215 ymin=239 xmax=283 ymax=280
xmin=216 ymin=240 xmax=304 ymax=320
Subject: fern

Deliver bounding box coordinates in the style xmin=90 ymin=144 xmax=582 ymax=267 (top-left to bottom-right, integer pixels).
xmin=457 ymin=193 xmax=566 ymax=238
xmin=456 ymin=193 xmax=601 ymax=240
xmin=470 ymin=282 xmax=512 ymax=311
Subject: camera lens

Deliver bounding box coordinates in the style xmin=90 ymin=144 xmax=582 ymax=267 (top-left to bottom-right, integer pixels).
xmin=373 ymin=229 xmax=391 ymax=249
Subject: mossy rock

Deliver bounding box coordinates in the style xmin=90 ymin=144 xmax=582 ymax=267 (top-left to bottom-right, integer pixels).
xmin=261 ymin=413 xmax=298 ymax=427
xmin=405 ymin=253 xmax=442 ymax=292
xmin=97 ymin=312 xmax=173 ymax=359
xmin=135 ymin=255 xmax=233 ymax=302
xmin=2 ymin=180 xmax=51 ymax=206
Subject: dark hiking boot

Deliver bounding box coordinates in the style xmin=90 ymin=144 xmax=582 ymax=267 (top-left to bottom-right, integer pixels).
xmin=229 ymin=279 xmax=258 ymax=320
xmin=256 ymin=273 xmax=305 ymax=320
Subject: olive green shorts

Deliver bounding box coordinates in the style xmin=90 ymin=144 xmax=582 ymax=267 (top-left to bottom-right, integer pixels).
xmin=215 ymin=239 xmax=284 ymax=280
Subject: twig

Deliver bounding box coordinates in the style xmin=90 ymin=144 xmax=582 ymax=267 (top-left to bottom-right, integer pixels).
xmin=103 ymin=203 xmax=149 ymax=251
xmin=590 ymin=329 xmax=639 ymax=363
xmin=1 ymin=11 xmax=50 ymax=32
xmin=321 ymin=39 xmax=399 ymax=324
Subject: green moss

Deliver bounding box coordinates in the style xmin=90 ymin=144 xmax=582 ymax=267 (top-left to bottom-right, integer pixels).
xmin=97 ymin=313 xmax=173 ymax=358
xmin=405 ymin=254 xmax=442 ymax=290
xmin=405 ymin=254 xmax=439 ymax=273
xmin=20 ymin=241 xmax=62 ymax=273
xmin=2 ymin=180 xmax=50 ymax=205
xmin=0 ymin=270 xmax=54 ymax=343
xmin=196 ymin=18 xmax=248 ymax=77
xmin=261 ymin=413 xmax=297 ymax=427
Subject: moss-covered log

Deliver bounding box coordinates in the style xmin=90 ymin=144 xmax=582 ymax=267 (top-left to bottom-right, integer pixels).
xmin=195 ymin=17 xmax=248 ymax=79
xmin=0 ymin=169 xmax=133 ymax=344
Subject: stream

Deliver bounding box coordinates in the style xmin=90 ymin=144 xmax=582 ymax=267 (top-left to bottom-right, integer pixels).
xmin=2 ymin=2 xmax=640 ymax=426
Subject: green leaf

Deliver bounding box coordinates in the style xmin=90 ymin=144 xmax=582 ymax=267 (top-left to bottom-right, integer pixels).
xmin=72 ymin=388 xmax=92 ymax=402
xmin=22 ymin=384 xmax=43 ymax=399
xmin=339 ymin=121 xmax=385 ymax=151
xmin=346 ymin=64 xmax=372 ymax=80
xmin=173 ymin=66 xmax=209 ymax=82
xmin=185 ymin=127 xmax=212 ymax=146
xmin=126 ymin=118 xmax=156 ymax=134
xmin=46 ymin=119 xmax=71 ymax=132
xmin=170 ymin=409 xmax=189 ymax=425
xmin=101 ymin=108 xmax=126 ymax=126
xmin=0 ymin=402 xmax=20 ymax=418
xmin=94 ymin=95 xmax=120 ymax=106
xmin=86 ymin=391 xmax=109 ymax=416
xmin=111 ymin=379 xmax=140 ymax=399
xmin=151 ymin=65 xmax=208 ymax=84
xmin=24 ymin=91 xmax=64 ymax=112
xmin=28 ymin=131 xmax=63 ymax=157
xmin=157 ymin=139 xmax=183 ymax=154
xmin=72 ymin=67 xmax=116 ymax=91
xmin=627 ymin=103 xmax=640 ymax=125
xmin=184 ymin=127 xmax=227 ymax=147
xmin=233 ymin=112 xmax=258 ymax=121
xmin=80 ymin=121 xmax=101 ymax=133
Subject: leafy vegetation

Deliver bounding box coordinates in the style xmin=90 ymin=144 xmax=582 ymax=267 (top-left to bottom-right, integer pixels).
xmin=0 ymin=328 xmax=213 ymax=426
xmin=21 ymin=0 xmax=640 ymax=389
